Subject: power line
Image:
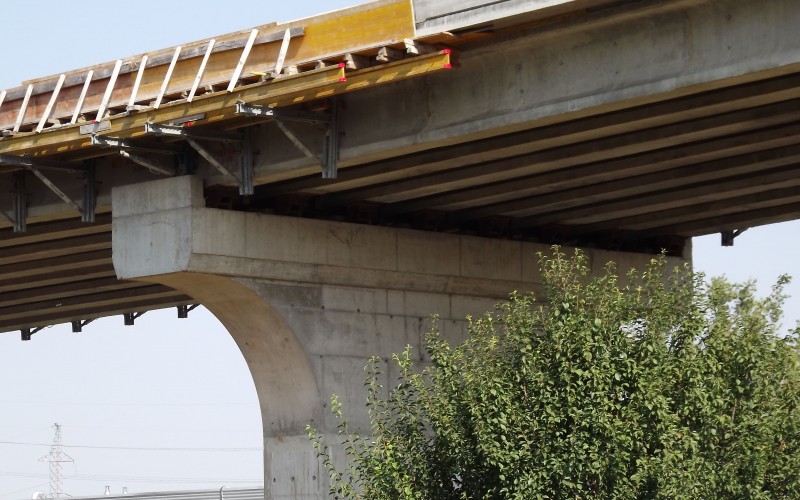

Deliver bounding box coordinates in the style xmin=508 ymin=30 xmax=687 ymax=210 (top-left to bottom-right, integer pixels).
xmin=0 ymin=471 xmax=261 ymax=485
xmin=0 ymin=480 xmax=49 ymax=500
xmin=0 ymin=440 xmax=260 ymax=452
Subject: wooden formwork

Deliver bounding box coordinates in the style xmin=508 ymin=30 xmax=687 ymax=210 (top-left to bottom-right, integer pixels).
xmin=0 ymin=0 xmax=452 ymax=156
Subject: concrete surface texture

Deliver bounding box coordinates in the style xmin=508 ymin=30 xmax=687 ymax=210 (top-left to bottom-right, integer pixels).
xmin=113 ymin=176 xmax=684 ymax=499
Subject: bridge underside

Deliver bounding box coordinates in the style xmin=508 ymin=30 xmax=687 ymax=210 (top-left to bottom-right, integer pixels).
xmin=2 ymin=0 xmax=800 ymax=333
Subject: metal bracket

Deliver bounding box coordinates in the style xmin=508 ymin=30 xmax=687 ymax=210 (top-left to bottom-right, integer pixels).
xmin=0 ymin=153 xmax=86 ymax=173
xmin=235 ymin=99 xmax=339 ymax=178
xmin=323 ymin=98 xmax=340 ymax=179
xmin=91 ymin=135 xmax=180 ymax=155
xmin=28 ymin=166 xmax=83 ymax=214
xmin=0 ymin=157 xmax=89 ymax=232
xmin=123 ymin=312 xmax=146 ymax=326
xmin=144 ymin=123 xmax=253 ymax=195
xmin=16 ymin=162 xmax=96 ymax=224
xmin=92 ymin=136 xmax=176 ymax=176
xmin=82 ymin=161 xmax=96 ymax=223
xmin=21 ymin=326 xmax=44 ymax=341
xmin=177 ymin=304 xmax=200 ymax=319
xmin=235 ymin=102 xmax=331 ymax=125
xmin=721 ymin=228 xmax=748 ymax=247
xmin=13 ymin=171 xmax=27 ymax=233
xmin=119 ymin=151 xmax=175 ymax=176
xmin=239 ymin=128 xmax=254 ymax=196
xmin=71 ymin=318 xmax=96 ymax=333
xmin=144 ymin=123 xmax=242 ymax=143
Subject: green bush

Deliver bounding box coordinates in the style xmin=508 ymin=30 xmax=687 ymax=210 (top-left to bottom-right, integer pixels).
xmin=308 ymin=248 xmax=800 ymax=499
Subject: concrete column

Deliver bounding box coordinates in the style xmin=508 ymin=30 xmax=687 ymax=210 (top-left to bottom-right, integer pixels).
xmin=112 ymin=176 xmax=684 ymax=499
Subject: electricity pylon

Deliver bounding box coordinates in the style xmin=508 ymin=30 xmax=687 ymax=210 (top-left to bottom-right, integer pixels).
xmin=39 ymin=423 xmax=74 ymax=498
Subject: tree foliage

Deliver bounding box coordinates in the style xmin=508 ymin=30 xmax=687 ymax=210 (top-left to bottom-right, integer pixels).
xmin=308 ymin=248 xmax=800 ymax=499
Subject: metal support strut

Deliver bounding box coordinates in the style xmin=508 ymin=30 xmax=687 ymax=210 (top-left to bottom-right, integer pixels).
xmin=21 ymin=327 xmax=44 ymax=341
xmin=144 ymin=123 xmax=253 ymax=195
xmin=13 ymin=171 xmax=27 ymax=233
xmin=71 ymin=319 xmax=95 ymax=333
xmin=234 ymin=99 xmax=339 ymax=179
xmin=123 ymin=312 xmax=146 ymax=326
xmin=721 ymin=228 xmax=748 ymax=247
xmin=177 ymin=304 xmax=200 ymax=319
xmin=82 ymin=161 xmax=96 ymax=223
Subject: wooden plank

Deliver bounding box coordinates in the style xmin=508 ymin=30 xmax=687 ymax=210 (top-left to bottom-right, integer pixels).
xmin=188 ymin=40 xmax=215 ymax=102
xmin=36 ymin=74 xmax=66 ymax=133
xmin=95 ymin=60 xmax=122 ymax=121
xmin=404 ymin=39 xmax=437 ymax=55
xmin=4 ymin=25 xmax=289 ymax=97
xmin=273 ymin=29 xmax=292 ymax=76
xmin=344 ymin=53 xmax=369 ymax=70
xmin=228 ymin=30 xmax=259 ymax=92
xmin=376 ymin=46 xmax=404 ymax=62
xmin=12 ymin=84 xmax=33 ymax=132
xmin=154 ymin=47 xmax=182 ymax=109
xmin=71 ymin=70 xmax=94 ymax=124
xmin=2 ymin=0 xmax=411 ymax=100
xmin=128 ymin=55 xmax=149 ymax=107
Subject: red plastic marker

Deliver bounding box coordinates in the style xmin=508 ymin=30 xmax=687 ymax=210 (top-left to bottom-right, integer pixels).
xmin=443 ymin=49 xmax=453 ymax=69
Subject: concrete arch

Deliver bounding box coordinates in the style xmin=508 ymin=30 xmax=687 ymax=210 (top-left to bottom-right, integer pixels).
xmin=151 ymin=272 xmax=319 ymax=436
xmin=132 ymin=272 xmax=320 ymax=498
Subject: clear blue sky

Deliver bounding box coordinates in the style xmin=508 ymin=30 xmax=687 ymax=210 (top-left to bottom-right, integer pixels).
xmin=1 ymin=1 xmax=798 ymax=498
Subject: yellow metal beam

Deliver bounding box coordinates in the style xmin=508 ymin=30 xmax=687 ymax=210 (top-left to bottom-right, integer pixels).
xmin=0 ymin=50 xmax=452 ymax=158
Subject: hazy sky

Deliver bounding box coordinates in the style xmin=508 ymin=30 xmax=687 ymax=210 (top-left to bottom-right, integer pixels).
xmin=1 ymin=1 xmax=799 ymax=498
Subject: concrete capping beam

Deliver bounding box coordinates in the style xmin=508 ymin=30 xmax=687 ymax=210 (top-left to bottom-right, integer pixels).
xmin=112 ymin=176 xmax=680 ymax=294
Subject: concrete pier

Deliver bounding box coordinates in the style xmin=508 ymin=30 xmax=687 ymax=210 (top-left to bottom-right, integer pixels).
xmin=113 ymin=175 xmax=684 ymax=498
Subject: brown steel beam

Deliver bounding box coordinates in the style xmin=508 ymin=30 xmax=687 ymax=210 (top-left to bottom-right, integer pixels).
xmin=0 ymin=265 xmax=116 ymax=293
xmin=0 ymin=232 xmax=110 ymax=266
xmin=0 ymin=214 xmax=111 ymax=248
xmin=316 ymin=99 xmax=800 ymax=210
xmin=645 ymin=201 xmax=800 ymax=237
xmin=0 ymin=249 xmax=111 ymax=280
xmin=259 ymin=72 xmax=800 ymax=198
xmin=0 ymin=285 xmax=187 ymax=322
xmin=448 ymin=141 xmax=800 ymax=224
xmin=511 ymin=164 xmax=800 ymax=229
xmin=0 ymin=296 xmax=195 ymax=334
xmin=385 ymin=123 xmax=800 ymax=219
xmin=0 ymin=277 xmax=147 ymax=308
xmin=574 ymin=187 xmax=800 ymax=234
